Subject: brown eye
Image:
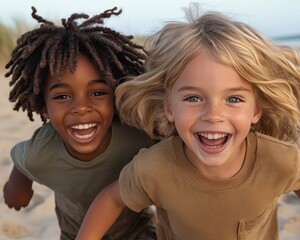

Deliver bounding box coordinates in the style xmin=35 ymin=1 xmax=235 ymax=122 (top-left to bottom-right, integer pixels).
xmin=91 ymin=91 xmax=107 ymax=97
xmin=54 ymin=94 xmax=70 ymax=100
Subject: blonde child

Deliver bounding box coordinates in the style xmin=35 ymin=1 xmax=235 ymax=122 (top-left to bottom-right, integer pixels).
xmin=3 ymin=6 xmax=156 ymax=240
xmin=76 ymin=5 xmax=300 ymax=240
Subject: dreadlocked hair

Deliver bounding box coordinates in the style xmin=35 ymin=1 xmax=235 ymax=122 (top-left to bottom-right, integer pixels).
xmin=5 ymin=6 xmax=146 ymax=123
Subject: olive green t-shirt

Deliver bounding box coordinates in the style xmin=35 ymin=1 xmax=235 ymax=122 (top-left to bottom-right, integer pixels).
xmin=120 ymin=132 xmax=300 ymax=240
xmin=11 ymin=120 xmax=154 ymax=239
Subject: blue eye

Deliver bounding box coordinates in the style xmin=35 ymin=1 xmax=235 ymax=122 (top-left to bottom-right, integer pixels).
xmin=228 ymin=96 xmax=242 ymax=103
xmin=186 ymin=96 xmax=200 ymax=102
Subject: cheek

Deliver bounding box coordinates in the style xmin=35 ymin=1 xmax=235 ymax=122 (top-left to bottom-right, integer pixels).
xmin=177 ymin=112 xmax=193 ymax=124
xmin=105 ymin=106 xmax=115 ymax=119
xmin=45 ymin=100 xmax=60 ymax=115
xmin=171 ymin=108 xmax=195 ymax=130
xmin=101 ymin=99 xmax=115 ymax=118
xmin=230 ymin=113 xmax=255 ymax=132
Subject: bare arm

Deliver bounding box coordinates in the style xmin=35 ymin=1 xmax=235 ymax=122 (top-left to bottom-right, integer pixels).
xmin=76 ymin=180 xmax=126 ymax=240
xmin=3 ymin=165 xmax=34 ymax=210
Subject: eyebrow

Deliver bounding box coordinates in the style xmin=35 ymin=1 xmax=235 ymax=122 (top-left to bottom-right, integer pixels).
xmin=48 ymin=79 xmax=108 ymax=92
xmin=177 ymin=85 xmax=251 ymax=93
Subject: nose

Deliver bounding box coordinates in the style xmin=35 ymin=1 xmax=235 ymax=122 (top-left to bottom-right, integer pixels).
xmin=70 ymin=96 xmax=92 ymax=115
xmin=202 ymin=101 xmax=224 ymax=123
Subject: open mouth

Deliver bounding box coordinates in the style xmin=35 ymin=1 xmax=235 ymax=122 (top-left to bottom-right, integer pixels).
xmin=198 ymin=132 xmax=230 ymax=149
xmin=68 ymin=123 xmax=99 ymax=141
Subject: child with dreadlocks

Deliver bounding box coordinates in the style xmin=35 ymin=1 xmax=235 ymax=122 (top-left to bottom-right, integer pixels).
xmin=75 ymin=4 xmax=300 ymax=240
xmin=3 ymin=6 xmax=156 ymax=240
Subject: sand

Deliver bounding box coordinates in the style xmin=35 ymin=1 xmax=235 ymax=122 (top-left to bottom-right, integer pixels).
xmin=0 ymin=70 xmax=300 ymax=239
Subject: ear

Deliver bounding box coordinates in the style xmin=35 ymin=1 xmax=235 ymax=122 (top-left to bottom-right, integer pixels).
xmin=251 ymin=105 xmax=262 ymax=124
xmin=164 ymin=99 xmax=175 ymax=123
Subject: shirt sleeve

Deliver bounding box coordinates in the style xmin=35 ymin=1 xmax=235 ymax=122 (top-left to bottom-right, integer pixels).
xmin=291 ymin=148 xmax=300 ymax=191
xmin=283 ymin=147 xmax=300 ymax=193
xmin=119 ymin=153 xmax=154 ymax=212
xmin=11 ymin=140 xmax=38 ymax=181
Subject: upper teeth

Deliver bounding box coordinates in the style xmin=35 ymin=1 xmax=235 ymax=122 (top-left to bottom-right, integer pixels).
xmin=71 ymin=123 xmax=96 ymax=130
xmin=200 ymin=133 xmax=227 ymax=140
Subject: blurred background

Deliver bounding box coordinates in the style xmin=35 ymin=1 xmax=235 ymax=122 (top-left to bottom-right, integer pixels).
xmin=1 ymin=0 xmax=300 ymax=65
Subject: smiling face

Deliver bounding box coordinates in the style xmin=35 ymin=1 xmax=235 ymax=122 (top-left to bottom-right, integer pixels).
xmin=43 ymin=55 xmax=115 ymax=161
xmin=164 ymin=51 xmax=262 ymax=179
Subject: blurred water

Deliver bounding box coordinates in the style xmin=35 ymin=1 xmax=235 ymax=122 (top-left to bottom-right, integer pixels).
xmin=274 ymin=36 xmax=300 ymax=48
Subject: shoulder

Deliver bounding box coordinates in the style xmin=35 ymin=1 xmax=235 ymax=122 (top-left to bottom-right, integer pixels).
xmin=253 ymin=132 xmax=298 ymax=155
xmin=132 ymin=136 xmax=177 ymax=170
xmin=11 ymin=123 xmax=59 ymax=174
xmin=119 ymin=136 xmax=181 ymax=204
xmin=251 ymin=132 xmax=299 ymax=170
xmin=28 ymin=122 xmax=57 ymax=149
xmin=112 ymin=120 xmax=146 ymax=137
xmin=111 ymin=120 xmax=154 ymax=148
xmin=13 ymin=122 xmax=58 ymax=155
xmin=30 ymin=122 xmax=56 ymax=141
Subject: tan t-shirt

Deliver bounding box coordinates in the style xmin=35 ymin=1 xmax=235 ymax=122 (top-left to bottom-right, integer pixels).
xmin=120 ymin=132 xmax=300 ymax=240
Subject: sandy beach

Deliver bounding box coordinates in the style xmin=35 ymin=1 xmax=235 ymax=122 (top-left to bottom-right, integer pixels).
xmin=0 ymin=67 xmax=60 ymax=239
xmin=0 ymin=68 xmax=300 ymax=239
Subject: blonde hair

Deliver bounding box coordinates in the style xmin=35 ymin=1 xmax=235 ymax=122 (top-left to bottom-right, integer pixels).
xmin=115 ymin=5 xmax=300 ymax=142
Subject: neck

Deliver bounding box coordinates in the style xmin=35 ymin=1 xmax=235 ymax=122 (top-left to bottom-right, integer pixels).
xmin=185 ymin=141 xmax=246 ymax=180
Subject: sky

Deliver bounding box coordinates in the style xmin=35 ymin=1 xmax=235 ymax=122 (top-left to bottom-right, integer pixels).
xmin=0 ymin=0 xmax=300 ymax=40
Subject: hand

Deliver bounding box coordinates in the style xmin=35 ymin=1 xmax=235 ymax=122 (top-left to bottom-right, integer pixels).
xmin=3 ymin=166 xmax=34 ymax=210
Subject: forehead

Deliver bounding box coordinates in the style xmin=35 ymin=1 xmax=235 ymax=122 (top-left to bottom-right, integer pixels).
xmin=44 ymin=59 xmax=113 ymax=95
xmin=71 ymin=55 xmax=102 ymax=76
xmin=174 ymin=52 xmax=253 ymax=91
xmin=47 ymin=55 xmax=102 ymax=80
